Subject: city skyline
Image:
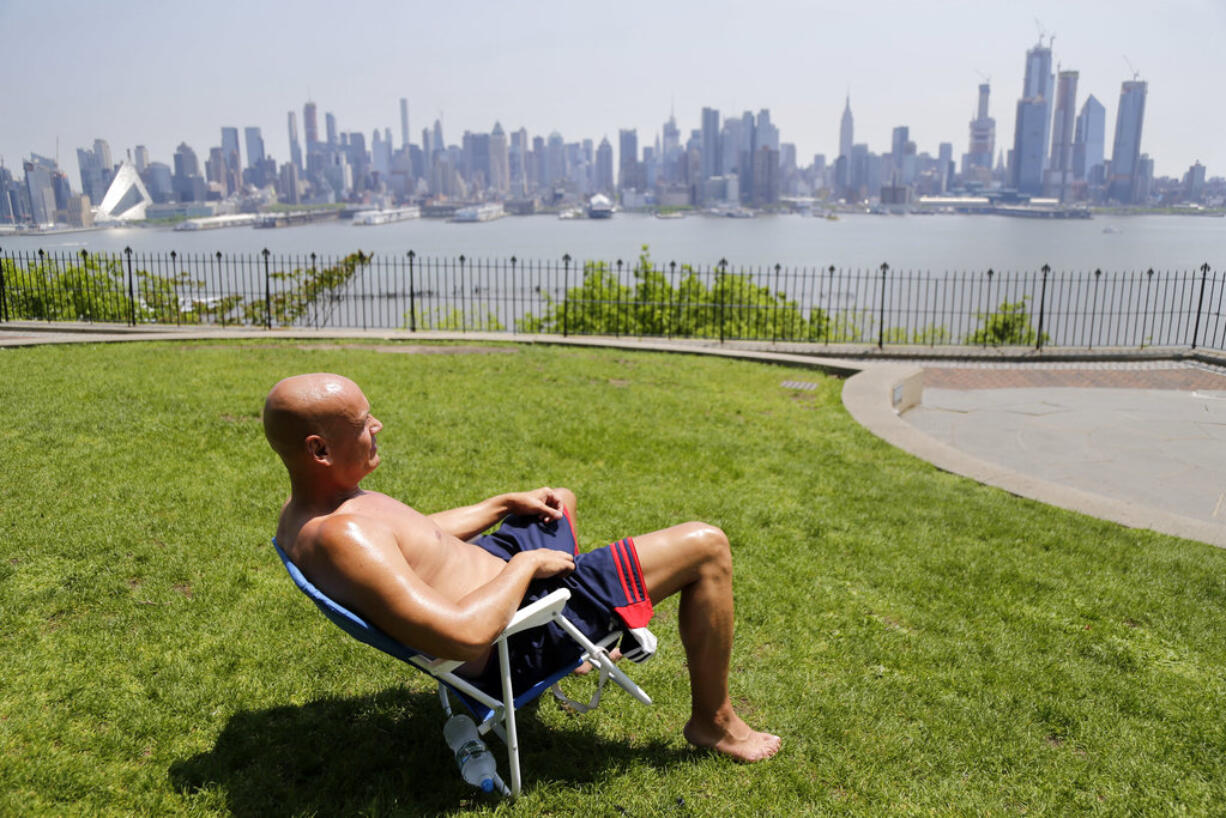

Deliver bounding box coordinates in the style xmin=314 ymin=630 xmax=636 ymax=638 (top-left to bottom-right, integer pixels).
xmin=4 ymin=0 xmax=1224 ymax=188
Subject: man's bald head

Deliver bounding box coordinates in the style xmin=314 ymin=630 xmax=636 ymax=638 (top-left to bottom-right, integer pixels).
xmin=263 ymin=373 xmax=365 ymax=465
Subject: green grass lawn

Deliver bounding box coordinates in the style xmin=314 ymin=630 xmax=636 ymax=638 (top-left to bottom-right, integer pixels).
xmin=2 ymin=339 xmax=1225 ymax=816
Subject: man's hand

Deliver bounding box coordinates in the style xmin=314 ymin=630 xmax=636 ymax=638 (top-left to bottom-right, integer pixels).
xmin=504 ymin=487 xmax=565 ymax=523
xmin=512 ymin=548 xmax=575 ymax=580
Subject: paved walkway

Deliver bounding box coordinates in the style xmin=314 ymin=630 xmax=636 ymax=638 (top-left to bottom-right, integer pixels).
xmin=906 ymin=362 xmax=1226 ymax=528
xmin=5 ymin=321 xmax=1226 ymax=548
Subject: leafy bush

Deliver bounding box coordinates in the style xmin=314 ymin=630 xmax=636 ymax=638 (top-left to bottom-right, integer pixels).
xmin=520 ymin=245 xmax=830 ymax=341
xmin=967 ymin=297 xmax=1049 ymax=346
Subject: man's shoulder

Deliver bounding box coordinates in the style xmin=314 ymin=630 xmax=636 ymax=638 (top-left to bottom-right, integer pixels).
xmin=301 ymin=509 xmax=394 ymax=554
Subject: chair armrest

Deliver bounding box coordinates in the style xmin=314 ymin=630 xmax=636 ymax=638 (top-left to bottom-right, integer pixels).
xmin=500 ymin=588 xmax=571 ymax=639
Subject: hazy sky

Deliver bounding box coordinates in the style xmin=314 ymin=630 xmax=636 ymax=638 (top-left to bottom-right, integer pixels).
xmin=4 ymin=0 xmax=1224 ymax=186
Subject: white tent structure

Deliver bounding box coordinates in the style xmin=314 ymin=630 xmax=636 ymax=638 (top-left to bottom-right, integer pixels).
xmin=95 ymin=160 xmax=153 ymax=221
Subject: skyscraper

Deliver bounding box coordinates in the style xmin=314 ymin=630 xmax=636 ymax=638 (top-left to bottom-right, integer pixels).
xmin=964 ymin=83 xmax=995 ymax=176
xmin=303 ymin=102 xmax=318 ymax=151
xmin=399 ymin=98 xmax=410 ymax=149
xmin=1072 ymin=94 xmax=1106 ymax=182
xmin=618 ymin=129 xmax=639 ymax=191
xmin=1108 ymin=80 xmax=1147 ymax=203
xmin=221 ymin=127 xmax=241 ymax=194
xmin=701 ymin=107 xmax=720 ymax=182
xmin=244 ymin=127 xmax=265 ymax=170
xmin=595 ymin=137 xmax=614 ymax=193
xmin=489 ymin=122 xmax=509 ymax=194
xmin=287 ymin=111 xmax=303 ymax=172
xmin=838 ymin=95 xmax=854 ymax=192
xmin=1011 ymin=98 xmax=1047 ymax=194
xmin=1011 ymin=39 xmax=1054 ymax=194
xmin=325 ymin=113 xmax=338 ymax=147
xmin=1044 ymin=70 xmax=1079 ymax=200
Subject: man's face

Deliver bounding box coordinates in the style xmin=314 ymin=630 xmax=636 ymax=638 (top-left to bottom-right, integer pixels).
xmin=328 ymin=387 xmax=383 ymax=481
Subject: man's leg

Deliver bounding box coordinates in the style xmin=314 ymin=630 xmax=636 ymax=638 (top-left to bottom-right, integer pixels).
xmin=631 ymin=522 xmax=781 ymax=763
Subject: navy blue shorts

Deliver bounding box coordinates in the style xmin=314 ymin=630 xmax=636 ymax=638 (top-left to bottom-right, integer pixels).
xmin=469 ymin=508 xmax=653 ymax=697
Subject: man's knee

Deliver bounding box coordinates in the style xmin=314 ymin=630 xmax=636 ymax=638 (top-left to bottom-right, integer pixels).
xmin=555 ymin=487 xmax=576 ymax=515
xmin=679 ymin=522 xmax=731 ymax=576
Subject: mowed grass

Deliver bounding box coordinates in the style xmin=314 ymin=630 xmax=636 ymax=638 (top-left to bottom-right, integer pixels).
xmin=2 ymin=339 xmax=1225 ymax=816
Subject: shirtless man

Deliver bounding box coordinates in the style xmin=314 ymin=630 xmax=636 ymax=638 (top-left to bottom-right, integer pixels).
xmin=264 ymin=372 xmax=780 ymax=763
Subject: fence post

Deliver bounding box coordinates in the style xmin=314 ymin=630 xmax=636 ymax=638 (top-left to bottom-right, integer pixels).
xmin=1036 ymin=263 xmax=1050 ymax=351
xmin=718 ymin=258 xmax=728 ymax=344
xmin=406 ymin=251 xmax=416 ymax=332
xmin=562 ymin=253 xmax=571 ymax=337
xmin=878 ymin=262 xmax=889 ymax=350
xmin=1088 ymin=269 xmax=1102 ymax=349
xmin=509 ymin=256 xmax=517 ymax=334
xmin=826 ymin=265 xmax=835 ymax=344
xmin=309 ymin=253 xmax=317 ymax=329
xmin=124 ymin=246 xmax=136 ymax=327
xmin=0 ymin=247 xmax=8 ymax=322
xmin=983 ymin=268 xmax=994 ymax=348
xmin=262 ymin=248 xmax=272 ymax=330
xmin=668 ymin=260 xmax=676 ymax=339
xmin=1191 ymin=262 xmax=1210 ymax=349
xmin=458 ymin=255 xmax=466 ymax=332
xmin=773 ymin=263 xmax=781 ymax=343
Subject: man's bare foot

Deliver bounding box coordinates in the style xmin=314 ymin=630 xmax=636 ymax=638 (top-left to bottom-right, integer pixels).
xmin=573 ymin=646 xmax=622 ymax=676
xmin=683 ymin=713 xmax=782 ymax=763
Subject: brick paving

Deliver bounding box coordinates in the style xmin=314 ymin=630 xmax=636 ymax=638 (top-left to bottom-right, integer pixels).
xmin=924 ymin=363 xmax=1226 ymax=391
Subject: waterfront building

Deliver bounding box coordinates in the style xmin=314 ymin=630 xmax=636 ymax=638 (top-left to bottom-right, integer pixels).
xmin=221 ymin=127 xmax=241 ymax=194
xmin=23 ymin=159 xmax=56 ymax=225
xmin=76 ymin=143 xmax=108 ymax=205
xmin=95 ymin=161 xmax=153 ymax=221
xmin=1184 ymin=161 xmax=1207 ymax=201
xmin=1044 ymin=70 xmax=1079 ymax=200
xmin=173 ymin=142 xmax=205 ymax=202
xmin=133 ymin=145 xmax=149 ymax=173
xmin=142 ymin=162 xmax=173 ymax=203
xmin=325 ymin=113 xmax=338 ymax=147
xmin=1072 ymin=94 xmax=1105 ymax=183
xmin=546 ymin=132 xmax=566 ymax=189
xmin=1108 ymin=80 xmax=1148 ymax=204
xmin=399 ymin=98 xmax=410 ymax=149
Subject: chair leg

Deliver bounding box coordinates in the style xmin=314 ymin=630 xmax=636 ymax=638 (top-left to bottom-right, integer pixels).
xmin=497 ymin=637 xmax=522 ymax=798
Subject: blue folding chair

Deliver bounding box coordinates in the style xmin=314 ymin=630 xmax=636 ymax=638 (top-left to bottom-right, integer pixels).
xmin=272 ymin=539 xmax=652 ymax=797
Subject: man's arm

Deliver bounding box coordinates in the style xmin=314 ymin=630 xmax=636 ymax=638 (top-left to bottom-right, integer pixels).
xmin=308 ymin=514 xmax=573 ymax=661
xmin=428 ymin=487 xmax=565 ymax=541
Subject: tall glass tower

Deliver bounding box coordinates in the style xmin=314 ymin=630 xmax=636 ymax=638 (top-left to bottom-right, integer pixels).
xmin=1109 ymin=80 xmax=1147 ymax=203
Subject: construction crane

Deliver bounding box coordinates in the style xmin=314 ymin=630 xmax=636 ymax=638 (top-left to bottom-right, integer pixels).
xmin=975 ymin=69 xmax=991 ymax=85
xmin=1034 ymin=18 xmax=1054 ymax=49
xmin=1124 ymin=55 xmax=1140 ymax=80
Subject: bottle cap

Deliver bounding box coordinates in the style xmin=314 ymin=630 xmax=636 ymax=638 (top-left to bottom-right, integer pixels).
xmin=481 ymin=778 xmax=494 ymax=793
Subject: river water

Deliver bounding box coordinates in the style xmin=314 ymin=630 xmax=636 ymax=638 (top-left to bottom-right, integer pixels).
xmin=5 ymin=211 xmax=1224 ymax=272
xmin=5 ymin=212 xmax=1224 ymax=347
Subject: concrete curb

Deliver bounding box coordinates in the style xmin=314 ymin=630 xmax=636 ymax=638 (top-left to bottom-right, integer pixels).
xmin=4 ymin=321 xmax=1223 ymax=548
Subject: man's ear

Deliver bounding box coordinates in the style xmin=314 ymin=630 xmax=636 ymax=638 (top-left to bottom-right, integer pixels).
xmin=305 ymin=434 xmax=331 ymax=465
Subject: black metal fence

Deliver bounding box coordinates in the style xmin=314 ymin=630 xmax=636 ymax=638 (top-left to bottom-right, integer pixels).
xmin=1 ymin=246 xmax=1223 ymax=352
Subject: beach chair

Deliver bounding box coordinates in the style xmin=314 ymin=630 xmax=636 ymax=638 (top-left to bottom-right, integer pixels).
xmin=272 ymin=539 xmax=652 ymax=797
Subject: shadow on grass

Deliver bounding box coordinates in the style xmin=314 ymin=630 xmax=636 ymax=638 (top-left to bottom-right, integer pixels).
xmin=169 ymin=685 xmax=688 ymax=816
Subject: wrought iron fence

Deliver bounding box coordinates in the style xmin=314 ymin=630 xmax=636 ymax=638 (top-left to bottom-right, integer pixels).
xmin=1 ymin=246 xmax=1223 ymax=352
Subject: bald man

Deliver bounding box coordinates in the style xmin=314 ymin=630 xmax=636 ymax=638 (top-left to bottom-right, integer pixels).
xmin=264 ymin=373 xmax=780 ymax=763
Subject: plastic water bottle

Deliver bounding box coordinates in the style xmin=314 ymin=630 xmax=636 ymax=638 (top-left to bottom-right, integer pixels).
xmin=443 ymin=714 xmax=497 ymax=793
